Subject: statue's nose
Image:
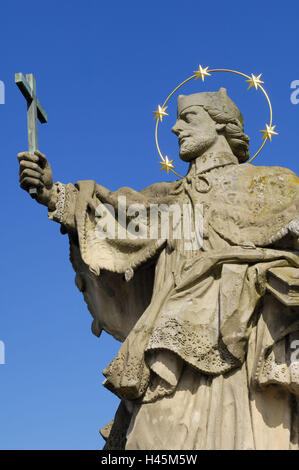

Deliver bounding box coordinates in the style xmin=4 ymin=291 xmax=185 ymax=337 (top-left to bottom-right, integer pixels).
xmin=171 ymin=121 xmax=182 ymax=136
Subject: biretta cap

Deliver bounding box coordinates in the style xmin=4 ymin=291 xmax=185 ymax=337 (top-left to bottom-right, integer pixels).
xmin=177 ymin=87 xmax=244 ymax=128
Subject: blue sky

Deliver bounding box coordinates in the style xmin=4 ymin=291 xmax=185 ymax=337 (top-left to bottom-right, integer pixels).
xmin=0 ymin=0 xmax=298 ymax=449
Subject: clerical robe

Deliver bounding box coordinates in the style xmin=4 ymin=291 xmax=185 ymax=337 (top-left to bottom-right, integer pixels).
xmin=48 ymin=152 xmax=299 ymax=449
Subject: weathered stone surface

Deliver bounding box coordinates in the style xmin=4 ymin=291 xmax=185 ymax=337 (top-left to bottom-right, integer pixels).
xmin=18 ymin=89 xmax=299 ymax=449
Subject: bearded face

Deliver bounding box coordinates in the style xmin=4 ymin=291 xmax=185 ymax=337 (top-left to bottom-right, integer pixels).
xmin=171 ymin=106 xmax=218 ymax=162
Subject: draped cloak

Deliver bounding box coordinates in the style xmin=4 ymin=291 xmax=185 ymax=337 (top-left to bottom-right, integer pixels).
xmin=49 ymin=153 xmax=299 ymax=449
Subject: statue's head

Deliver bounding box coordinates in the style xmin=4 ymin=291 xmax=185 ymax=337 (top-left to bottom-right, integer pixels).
xmin=171 ymin=88 xmax=249 ymax=163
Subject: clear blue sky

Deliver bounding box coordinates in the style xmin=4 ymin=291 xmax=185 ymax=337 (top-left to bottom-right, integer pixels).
xmin=0 ymin=0 xmax=298 ymax=449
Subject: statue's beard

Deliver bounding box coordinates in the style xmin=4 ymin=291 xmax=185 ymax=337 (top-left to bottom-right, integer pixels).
xmin=179 ymin=134 xmax=217 ymax=162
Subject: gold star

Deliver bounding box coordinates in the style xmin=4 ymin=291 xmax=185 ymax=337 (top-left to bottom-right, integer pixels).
xmin=260 ymin=124 xmax=278 ymax=142
xmin=193 ymin=65 xmax=211 ymax=82
xmin=246 ymin=73 xmax=264 ymax=90
xmin=153 ymin=105 xmax=168 ymax=122
xmin=159 ymin=156 xmax=174 ymax=173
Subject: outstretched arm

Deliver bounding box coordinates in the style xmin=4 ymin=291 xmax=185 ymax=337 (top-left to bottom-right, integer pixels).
xmin=17 ymin=150 xmax=78 ymax=231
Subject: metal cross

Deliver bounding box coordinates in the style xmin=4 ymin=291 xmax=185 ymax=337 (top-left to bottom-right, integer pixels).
xmin=15 ymin=73 xmax=47 ymax=195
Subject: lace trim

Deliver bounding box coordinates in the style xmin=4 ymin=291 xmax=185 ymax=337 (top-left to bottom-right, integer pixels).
xmin=255 ymin=333 xmax=299 ymax=396
xmin=288 ymin=217 xmax=299 ymax=237
xmin=103 ymin=319 xmax=241 ymax=403
xmin=147 ymin=318 xmax=239 ymax=375
xmin=257 ymin=350 xmax=299 ymax=394
xmin=103 ymin=353 xmax=150 ymax=401
xmin=269 ymin=216 xmax=299 ymax=244
xmin=53 ymin=182 xmax=66 ymax=223
xmin=104 ymin=352 xmax=178 ymax=404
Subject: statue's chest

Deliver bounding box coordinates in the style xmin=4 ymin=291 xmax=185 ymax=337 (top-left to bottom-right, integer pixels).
xmin=170 ymin=170 xmax=243 ymax=256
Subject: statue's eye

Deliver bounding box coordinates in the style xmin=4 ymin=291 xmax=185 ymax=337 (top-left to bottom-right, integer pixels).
xmin=185 ymin=113 xmax=196 ymax=123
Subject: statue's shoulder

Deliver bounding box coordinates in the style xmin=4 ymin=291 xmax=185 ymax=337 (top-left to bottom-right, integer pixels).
xmin=210 ymin=162 xmax=299 ymax=247
xmin=230 ymin=163 xmax=299 ymax=191
xmin=235 ymin=162 xmax=298 ymax=179
xmin=90 ymin=179 xmax=183 ymax=206
xmin=140 ymin=179 xmax=182 ymax=199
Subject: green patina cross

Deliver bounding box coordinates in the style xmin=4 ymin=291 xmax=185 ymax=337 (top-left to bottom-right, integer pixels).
xmin=15 ymin=73 xmax=47 ymax=195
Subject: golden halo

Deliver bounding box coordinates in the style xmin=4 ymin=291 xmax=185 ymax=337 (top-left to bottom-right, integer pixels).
xmin=153 ymin=65 xmax=278 ymax=179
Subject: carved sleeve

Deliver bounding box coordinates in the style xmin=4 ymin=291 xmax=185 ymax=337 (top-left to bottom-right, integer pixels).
xmin=48 ymin=182 xmax=78 ymax=232
xmin=287 ymin=217 xmax=299 ymax=237
xmin=267 ymin=216 xmax=299 ymax=250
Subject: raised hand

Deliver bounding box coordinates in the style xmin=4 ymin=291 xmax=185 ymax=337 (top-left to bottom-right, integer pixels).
xmin=18 ymin=150 xmax=56 ymax=208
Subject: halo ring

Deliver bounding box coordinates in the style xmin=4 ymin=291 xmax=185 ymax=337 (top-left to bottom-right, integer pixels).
xmin=154 ymin=67 xmax=276 ymax=179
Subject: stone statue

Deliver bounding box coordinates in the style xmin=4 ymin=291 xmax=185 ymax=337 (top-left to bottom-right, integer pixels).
xmin=18 ymin=88 xmax=299 ymax=450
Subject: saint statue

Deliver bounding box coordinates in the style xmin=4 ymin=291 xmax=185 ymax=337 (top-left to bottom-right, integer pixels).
xmin=18 ymin=88 xmax=299 ymax=450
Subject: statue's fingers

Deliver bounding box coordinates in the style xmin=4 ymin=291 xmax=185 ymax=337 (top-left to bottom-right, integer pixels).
xmin=17 ymin=151 xmax=30 ymax=160
xmin=20 ymin=177 xmax=42 ymax=190
xmin=19 ymin=169 xmax=43 ymax=183
xmin=34 ymin=150 xmax=46 ymax=160
xmin=19 ymin=160 xmax=43 ymax=175
xmin=34 ymin=150 xmax=47 ymax=168
xmin=17 ymin=152 xmax=39 ymax=164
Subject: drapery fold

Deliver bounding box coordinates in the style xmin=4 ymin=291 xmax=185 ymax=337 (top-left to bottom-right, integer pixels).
xmin=47 ymin=160 xmax=299 ymax=449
